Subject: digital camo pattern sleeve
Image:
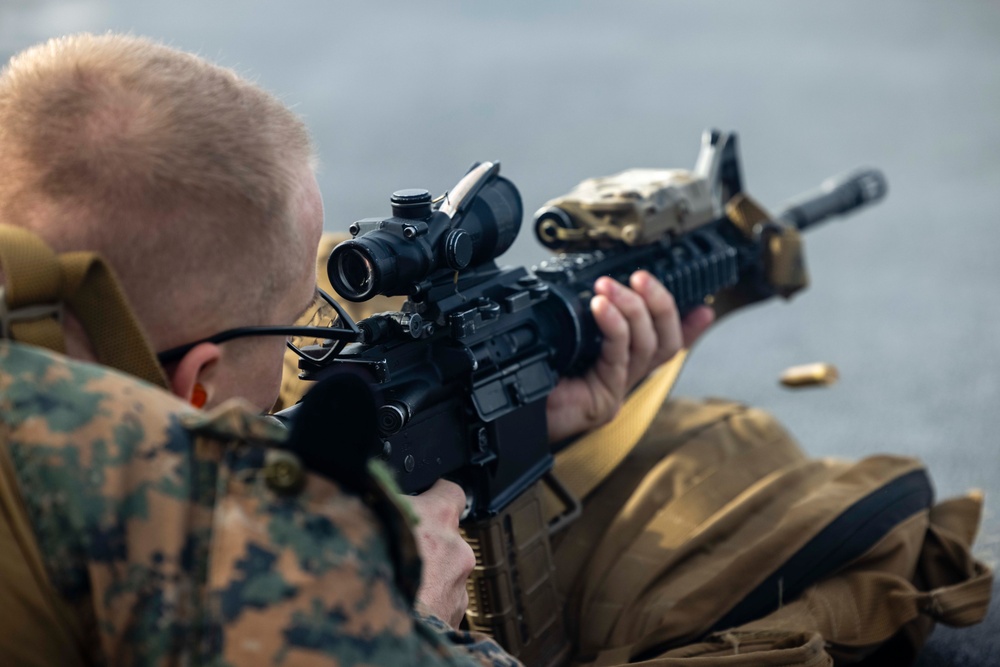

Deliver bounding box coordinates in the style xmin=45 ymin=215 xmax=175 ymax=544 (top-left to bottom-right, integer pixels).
xmin=0 ymin=340 xmax=519 ymax=666
xmin=415 ymin=607 xmax=525 ymax=667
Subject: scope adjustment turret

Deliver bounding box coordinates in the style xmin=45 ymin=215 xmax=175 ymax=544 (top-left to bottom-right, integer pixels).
xmin=391 ymin=189 xmax=433 ymax=219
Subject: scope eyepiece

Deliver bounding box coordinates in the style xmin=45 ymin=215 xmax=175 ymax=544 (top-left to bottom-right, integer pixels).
xmin=331 ymin=242 xmax=385 ymax=301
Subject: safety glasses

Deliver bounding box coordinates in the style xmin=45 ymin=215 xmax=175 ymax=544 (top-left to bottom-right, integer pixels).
xmin=156 ymin=288 xmax=360 ymax=366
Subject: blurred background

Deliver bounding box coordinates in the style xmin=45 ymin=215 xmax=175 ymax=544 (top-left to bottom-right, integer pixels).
xmin=2 ymin=1 xmax=998 ymax=662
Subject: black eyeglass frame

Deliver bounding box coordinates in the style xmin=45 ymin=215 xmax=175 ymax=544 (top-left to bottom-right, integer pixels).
xmin=156 ymin=289 xmax=361 ymax=365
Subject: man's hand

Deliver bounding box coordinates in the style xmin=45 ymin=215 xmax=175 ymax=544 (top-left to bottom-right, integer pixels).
xmin=407 ymin=479 xmax=475 ymax=628
xmin=546 ymin=270 xmax=714 ymax=443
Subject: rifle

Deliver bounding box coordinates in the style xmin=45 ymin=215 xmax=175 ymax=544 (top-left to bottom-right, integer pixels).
xmin=280 ymin=130 xmax=887 ymax=667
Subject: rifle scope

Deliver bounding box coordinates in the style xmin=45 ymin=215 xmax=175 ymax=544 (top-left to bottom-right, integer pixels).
xmin=329 ymin=162 xmax=523 ymax=301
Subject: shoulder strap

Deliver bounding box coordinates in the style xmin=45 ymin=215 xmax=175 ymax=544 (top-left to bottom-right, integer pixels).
xmin=548 ymin=351 xmax=687 ymax=518
xmin=0 ymin=441 xmax=88 ymax=667
xmin=0 ymin=224 xmax=168 ymax=388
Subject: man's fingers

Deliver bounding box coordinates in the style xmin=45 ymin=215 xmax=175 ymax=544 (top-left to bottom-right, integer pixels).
xmin=415 ymin=479 xmax=467 ymax=526
xmin=546 ymin=273 xmax=714 ymax=445
xmin=587 ymin=291 xmax=629 ymax=409
xmin=590 ymin=289 xmax=630 ymax=368
xmin=407 ymin=479 xmax=476 ymax=627
xmin=631 ymin=271 xmax=714 ymax=355
xmin=630 ymin=271 xmax=684 ymax=369
xmin=610 ymin=276 xmax=658 ymax=382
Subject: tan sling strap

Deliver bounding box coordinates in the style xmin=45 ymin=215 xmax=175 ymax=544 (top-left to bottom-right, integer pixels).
xmin=0 ymin=224 xmax=169 ymax=388
xmin=0 ymin=439 xmax=88 ymax=667
xmin=548 ymin=350 xmax=688 ymax=518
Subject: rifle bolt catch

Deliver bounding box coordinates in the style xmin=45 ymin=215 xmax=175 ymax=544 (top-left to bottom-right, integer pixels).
xmin=477 ymin=299 xmax=502 ymax=320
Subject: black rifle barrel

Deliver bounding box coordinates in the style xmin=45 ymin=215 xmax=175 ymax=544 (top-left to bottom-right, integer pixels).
xmin=776 ymin=168 xmax=887 ymax=231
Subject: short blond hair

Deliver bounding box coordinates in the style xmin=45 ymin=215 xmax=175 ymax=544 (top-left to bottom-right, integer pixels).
xmin=0 ymin=33 xmax=316 ymax=342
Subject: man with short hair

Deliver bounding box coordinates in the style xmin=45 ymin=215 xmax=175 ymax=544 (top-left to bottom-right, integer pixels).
xmin=0 ymin=32 xmax=321 ymax=412
xmin=0 ymin=33 xmax=709 ymax=665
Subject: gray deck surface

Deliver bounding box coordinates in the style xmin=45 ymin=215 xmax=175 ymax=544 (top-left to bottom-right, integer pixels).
xmin=2 ymin=1 xmax=997 ymax=663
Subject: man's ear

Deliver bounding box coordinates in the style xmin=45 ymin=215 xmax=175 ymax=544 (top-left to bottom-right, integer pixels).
xmin=168 ymin=342 xmax=222 ymax=407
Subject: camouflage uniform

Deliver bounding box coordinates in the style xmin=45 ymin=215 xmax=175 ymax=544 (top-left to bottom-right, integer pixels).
xmin=0 ymin=338 xmax=520 ymax=666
